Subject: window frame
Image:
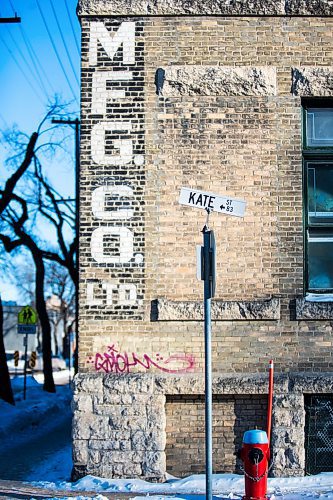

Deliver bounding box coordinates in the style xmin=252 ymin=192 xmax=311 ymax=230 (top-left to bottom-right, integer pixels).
xmin=302 ymin=99 xmax=333 ymax=294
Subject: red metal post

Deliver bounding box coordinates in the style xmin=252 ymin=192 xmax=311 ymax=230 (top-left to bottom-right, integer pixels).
xmin=267 ymin=359 xmax=274 ymax=447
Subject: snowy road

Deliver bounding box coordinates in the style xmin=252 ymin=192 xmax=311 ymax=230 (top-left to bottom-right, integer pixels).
xmin=0 ymin=412 xmax=72 ymax=481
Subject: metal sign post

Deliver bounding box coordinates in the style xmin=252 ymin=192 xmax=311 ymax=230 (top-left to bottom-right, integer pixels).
xmin=23 ymin=332 xmax=29 ymax=401
xmin=202 ymin=213 xmax=215 ymax=500
xmin=179 ymin=187 xmax=246 ymax=500
xmin=17 ymin=306 xmax=38 ymax=400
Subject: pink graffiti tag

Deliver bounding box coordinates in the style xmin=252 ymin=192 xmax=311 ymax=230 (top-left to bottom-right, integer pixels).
xmin=87 ymin=345 xmax=195 ymax=374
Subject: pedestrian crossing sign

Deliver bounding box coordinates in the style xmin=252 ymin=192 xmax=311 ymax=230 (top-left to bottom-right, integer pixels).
xmin=18 ymin=306 xmax=38 ymax=325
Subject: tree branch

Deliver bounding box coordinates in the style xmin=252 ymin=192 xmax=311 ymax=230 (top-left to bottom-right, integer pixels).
xmin=0 ymin=132 xmax=38 ymax=215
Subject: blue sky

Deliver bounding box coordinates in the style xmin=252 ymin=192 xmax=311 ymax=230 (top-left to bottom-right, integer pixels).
xmin=0 ymin=0 xmax=80 ymax=302
xmin=0 ymin=0 xmax=80 ymax=132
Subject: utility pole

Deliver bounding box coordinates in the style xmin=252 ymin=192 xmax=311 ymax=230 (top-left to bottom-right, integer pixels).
xmin=0 ymin=15 xmax=21 ymax=23
xmin=52 ymin=118 xmax=80 ymax=373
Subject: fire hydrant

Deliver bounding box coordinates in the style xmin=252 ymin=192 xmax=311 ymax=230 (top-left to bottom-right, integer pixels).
xmin=239 ymin=429 xmax=270 ymax=500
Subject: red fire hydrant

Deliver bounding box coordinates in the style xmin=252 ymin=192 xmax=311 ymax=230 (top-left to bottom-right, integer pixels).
xmin=239 ymin=429 xmax=270 ymax=500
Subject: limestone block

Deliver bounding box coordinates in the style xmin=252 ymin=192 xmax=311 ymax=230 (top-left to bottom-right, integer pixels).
xmin=147 ymin=405 xmax=167 ymax=431
xmin=213 ymin=374 xmax=269 ymax=395
xmin=95 ymin=404 xmax=148 ymax=418
xmin=123 ymin=463 xmax=142 ymax=476
xmin=88 ymin=449 xmax=101 ymax=464
xmin=272 ymin=395 xmax=305 ymax=428
xmin=154 ymin=375 xmax=204 ymax=394
xmin=160 ymin=66 xmax=276 ymax=97
xmin=89 ymin=438 xmax=120 ymax=451
xmin=152 ymin=297 xmax=280 ymax=321
xmin=290 ymin=373 xmax=333 ymax=393
xmin=72 ymin=415 xmax=111 ymax=440
xmin=103 ymin=374 xmax=154 ymax=395
xmin=271 ymin=394 xmax=305 ymax=476
xmin=271 ymin=447 xmax=305 ymax=475
xmin=295 ymin=297 xmax=333 ymax=319
xmin=292 ymin=67 xmax=333 ymax=97
xmin=271 ymin=428 xmax=304 ymax=449
xmin=113 ymin=463 xmax=124 ymax=477
xmin=73 ymin=373 xmax=103 ymax=398
xmin=101 ymin=392 xmax=124 ymax=405
xmin=154 ymin=373 xmax=289 ymax=395
xmin=286 ymin=0 xmax=333 ymax=15
xmin=72 ymin=439 xmax=88 ymax=464
xmin=131 ymin=429 xmax=166 ymax=451
xmin=142 ymin=451 xmax=166 ymax=479
xmin=71 ymin=394 xmax=93 ymax=413
xmin=77 ymin=0 xmax=286 ymax=16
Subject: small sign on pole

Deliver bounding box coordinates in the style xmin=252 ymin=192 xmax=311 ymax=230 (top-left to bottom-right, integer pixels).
xmin=179 ymin=187 xmax=246 ymax=218
xmin=17 ymin=324 xmax=37 ymax=335
xmin=17 ymin=305 xmax=38 ymax=401
xmin=18 ymin=306 xmax=38 ymax=325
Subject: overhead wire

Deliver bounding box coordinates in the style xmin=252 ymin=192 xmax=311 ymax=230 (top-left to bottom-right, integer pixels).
xmin=63 ymin=0 xmax=80 ymax=58
xmin=35 ymin=0 xmax=79 ymax=106
xmin=49 ymin=0 xmax=79 ymax=88
xmin=7 ymin=0 xmax=49 ymax=101
xmin=0 ymin=33 xmax=44 ymax=104
xmin=5 ymin=24 xmax=50 ymax=100
xmin=8 ymin=0 xmax=55 ymax=97
xmin=19 ymin=25 xmax=57 ymax=95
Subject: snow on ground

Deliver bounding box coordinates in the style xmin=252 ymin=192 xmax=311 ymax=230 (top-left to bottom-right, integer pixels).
xmin=1 ymin=374 xmax=72 ymax=451
xmin=2 ymin=374 xmax=333 ymax=499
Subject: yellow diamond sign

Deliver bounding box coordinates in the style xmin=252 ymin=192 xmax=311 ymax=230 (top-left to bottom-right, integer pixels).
xmin=18 ymin=306 xmax=38 ymax=325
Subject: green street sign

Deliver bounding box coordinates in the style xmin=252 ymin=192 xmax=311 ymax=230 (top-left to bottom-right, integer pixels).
xmin=18 ymin=306 xmax=38 ymax=325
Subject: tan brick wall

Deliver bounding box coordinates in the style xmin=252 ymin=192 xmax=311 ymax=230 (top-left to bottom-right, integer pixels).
xmin=75 ymin=11 xmax=333 ymax=480
xmin=166 ymin=394 xmax=267 ymax=476
xmin=78 ymin=16 xmax=333 ymax=373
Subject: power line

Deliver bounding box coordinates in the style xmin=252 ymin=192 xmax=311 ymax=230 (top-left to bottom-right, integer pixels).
xmin=0 ymin=33 xmax=44 ymax=104
xmin=9 ymin=0 xmax=55 ymax=96
xmin=35 ymin=0 xmax=79 ymax=105
xmin=49 ymin=0 xmax=79 ymax=88
xmin=19 ymin=25 xmax=57 ymax=95
xmin=63 ymin=0 xmax=80 ymax=58
xmin=5 ymin=24 xmax=50 ymax=100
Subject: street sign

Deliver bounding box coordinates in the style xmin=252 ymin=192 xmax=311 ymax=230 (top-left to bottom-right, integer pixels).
xmin=18 ymin=306 xmax=38 ymax=325
xmin=179 ymin=187 xmax=246 ymax=217
xmin=17 ymin=324 xmax=37 ymax=335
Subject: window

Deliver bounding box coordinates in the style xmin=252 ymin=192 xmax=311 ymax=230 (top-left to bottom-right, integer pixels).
xmin=303 ymin=103 xmax=333 ymax=292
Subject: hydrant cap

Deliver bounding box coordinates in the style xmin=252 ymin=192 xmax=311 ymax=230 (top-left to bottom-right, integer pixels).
xmin=243 ymin=429 xmax=268 ymax=444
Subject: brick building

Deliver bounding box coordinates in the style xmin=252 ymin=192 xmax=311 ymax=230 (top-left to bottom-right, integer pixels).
xmin=73 ymin=0 xmax=333 ymax=480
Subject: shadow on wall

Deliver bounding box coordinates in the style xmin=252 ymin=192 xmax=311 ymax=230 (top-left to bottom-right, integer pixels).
xmin=165 ymin=394 xmax=267 ymax=477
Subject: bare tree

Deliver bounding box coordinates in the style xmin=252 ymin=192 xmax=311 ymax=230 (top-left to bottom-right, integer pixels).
xmin=0 ymin=130 xmax=38 ymax=404
xmin=46 ymin=262 xmax=75 ymax=359
xmin=0 ymin=193 xmax=56 ymax=393
xmin=0 ymin=102 xmax=77 ymax=394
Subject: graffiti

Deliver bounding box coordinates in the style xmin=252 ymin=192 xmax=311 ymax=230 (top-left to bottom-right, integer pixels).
xmin=87 ymin=345 xmax=195 ymax=374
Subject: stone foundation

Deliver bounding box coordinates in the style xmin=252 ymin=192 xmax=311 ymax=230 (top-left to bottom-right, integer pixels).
xmin=72 ymin=372 xmax=333 ymax=480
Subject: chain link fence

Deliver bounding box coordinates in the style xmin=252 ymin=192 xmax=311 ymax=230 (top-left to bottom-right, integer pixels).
xmin=305 ymin=395 xmax=333 ymax=475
